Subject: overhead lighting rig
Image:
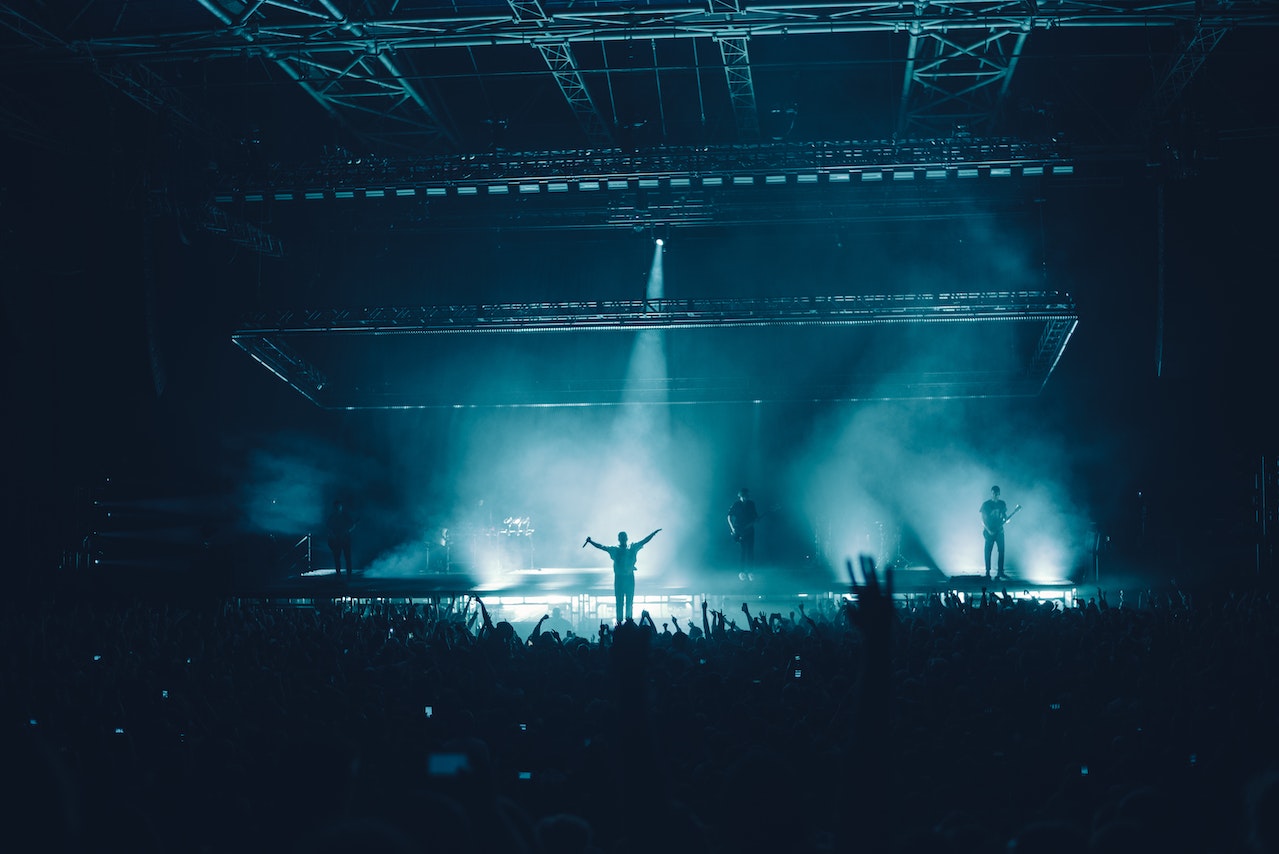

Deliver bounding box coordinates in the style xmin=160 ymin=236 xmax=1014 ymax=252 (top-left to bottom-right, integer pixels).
xmin=213 ymin=137 xmax=1074 ymax=205
xmin=232 ymin=291 xmax=1078 ymax=409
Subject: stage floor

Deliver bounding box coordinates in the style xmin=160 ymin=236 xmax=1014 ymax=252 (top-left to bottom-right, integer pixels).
xmin=239 ymin=563 xmax=1090 ymax=634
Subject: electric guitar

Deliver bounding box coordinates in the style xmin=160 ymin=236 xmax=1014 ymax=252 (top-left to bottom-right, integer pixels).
xmin=730 ymin=520 xmax=756 ymax=543
xmin=983 ymin=503 xmax=1021 ymax=538
xmin=327 ymin=516 xmax=359 ymax=545
xmin=729 ymin=503 xmax=780 ymax=541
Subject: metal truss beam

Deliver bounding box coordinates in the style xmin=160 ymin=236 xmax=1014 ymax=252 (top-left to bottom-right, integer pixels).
xmin=96 ymin=61 xmax=222 ymax=138
xmin=192 ymin=0 xmax=459 ymax=152
xmin=716 ymin=34 xmax=761 ymax=141
xmin=232 ymin=291 xmax=1078 ymax=409
xmin=0 ymin=3 xmax=65 ymax=51
xmin=200 ymin=206 xmax=285 ymax=258
xmin=711 ymin=1 xmax=761 ymax=141
xmin=236 ymin=292 xmax=1078 ymax=335
xmin=1136 ymin=18 xmax=1233 ymax=177
xmin=0 ymin=4 xmax=219 ymax=140
xmin=232 ymin=334 xmax=328 ymax=406
xmin=18 ymin=3 xmax=1275 ymax=63
xmin=1030 ymin=317 xmax=1078 ymax=393
xmin=146 ymin=187 xmax=286 ymax=257
xmin=9 ymin=2 xmax=1270 ymax=162
xmin=535 ymin=41 xmax=616 ymax=146
xmin=897 ymin=24 xmax=1030 ymax=138
xmin=1150 ymin=20 xmax=1232 ymax=121
xmin=212 ymin=136 xmax=1073 ymax=201
xmin=510 ymin=0 xmax=615 ymax=146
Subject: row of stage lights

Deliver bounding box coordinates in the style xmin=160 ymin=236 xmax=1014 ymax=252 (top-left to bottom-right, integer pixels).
xmin=214 ymin=162 xmax=1074 ymax=205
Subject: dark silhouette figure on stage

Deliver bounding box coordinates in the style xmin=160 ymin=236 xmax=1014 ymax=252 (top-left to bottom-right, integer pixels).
xmin=980 ymin=486 xmax=1009 ymax=580
xmin=585 ymin=529 xmax=661 ymax=624
xmin=727 ymin=487 xmax=759 ymax=579
xmin=326 ymin=500 xmax=356 ymax=578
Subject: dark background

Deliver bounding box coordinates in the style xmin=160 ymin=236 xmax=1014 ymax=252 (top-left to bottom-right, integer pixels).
xmin=2 ymin=1 xmax=1275 ymax=590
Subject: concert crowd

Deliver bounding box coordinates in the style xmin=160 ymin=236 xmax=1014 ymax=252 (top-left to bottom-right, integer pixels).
xmin=4 ymin=568 xmax=1277 ymax=853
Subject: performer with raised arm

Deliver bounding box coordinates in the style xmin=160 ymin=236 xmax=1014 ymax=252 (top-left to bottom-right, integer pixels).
xmin=584 ymin=528 xmax=661 ymax=624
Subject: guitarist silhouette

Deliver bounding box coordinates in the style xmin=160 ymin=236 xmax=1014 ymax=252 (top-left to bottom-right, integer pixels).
xmin=727 ymin=488 xmax=760 ymax=577
xmin=326 ymin=500 xmax=358 ymax=578
xmin=980 ymin=486 xmax=1020 ymax=579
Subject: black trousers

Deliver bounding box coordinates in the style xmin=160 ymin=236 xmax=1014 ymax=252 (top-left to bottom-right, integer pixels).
xmin=614 ymin=571 xmax=635 ymax=622
xmin=983 ymin=529 xmax=1005 ymax=574
xmin=330 ymin=537 xmax=353 ymax=574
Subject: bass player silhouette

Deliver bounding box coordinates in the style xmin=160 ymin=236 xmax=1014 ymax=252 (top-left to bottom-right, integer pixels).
xmin=980 ymin=485 xmax=1021 ymax=580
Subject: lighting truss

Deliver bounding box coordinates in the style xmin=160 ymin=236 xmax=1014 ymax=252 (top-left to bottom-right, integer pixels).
xmin=8 ymin=1 xmax=1271 ymax=163
xmin=512 ymin=0 xmax=616 ymax=147
xmin=232 ymin=291 xmax=1078 ymax=409
xmin=713 ymin=0 xmax=762 ymax=141
xmin=196 ymin=0 xmax=460 ymax=153
xmin=212 ymin=137 xmax=1074 ymax=203
xmin=28 ymin=3 xmax=1275 ymax=63
xmin=234 ymin=335 xmax=327 ymax=405
xmin=896 ymin=23 xmax=1030 ymax=138
xmin=1150 ymin=21 xmax=1232 ymax=121
xmin=199 ymin=206 xmax=285 ymax=258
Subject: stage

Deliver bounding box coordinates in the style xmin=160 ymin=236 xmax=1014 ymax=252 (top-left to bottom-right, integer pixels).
xmin=230 ymin=562 xmax=1090 ymax=638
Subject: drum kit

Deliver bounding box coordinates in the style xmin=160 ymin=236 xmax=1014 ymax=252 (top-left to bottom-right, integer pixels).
xmin=425 ymin=514 xmax=535 ymax=572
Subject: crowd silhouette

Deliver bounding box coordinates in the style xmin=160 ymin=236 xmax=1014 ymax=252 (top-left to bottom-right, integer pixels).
xmin=4 ymin=558 xmax=1278 ymax=853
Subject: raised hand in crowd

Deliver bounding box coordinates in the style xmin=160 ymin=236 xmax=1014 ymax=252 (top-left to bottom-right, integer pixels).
xmin=798 ymin=601 xmax=820 ymax=635
xmin=528 ymin=613 xmax=550 ymax=644
xmin=840 ymin=555 xmax=894 ymax=852
xmin=844 ymin=554 xmax=894 ymax=651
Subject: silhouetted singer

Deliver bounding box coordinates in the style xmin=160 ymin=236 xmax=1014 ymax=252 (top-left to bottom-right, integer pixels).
xmin=584 ymin=529 xmax=661 ymax=624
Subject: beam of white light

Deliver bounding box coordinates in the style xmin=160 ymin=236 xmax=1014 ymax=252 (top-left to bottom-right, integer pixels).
xmin=646 ymin=239 xmax=664 ymax=301
xmin=911 ymin=474 xmax=1085 ymax=584
xmin=404 ymin=242 xmax=696 ymax=593
xmin=581 ymin=239 xmax=688 ymax=587
xmin=786 ymin=401 xmax=1090 ymax=585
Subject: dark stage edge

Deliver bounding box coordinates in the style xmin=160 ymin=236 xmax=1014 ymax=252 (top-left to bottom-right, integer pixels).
xmin=240 ymin=565 xmax=1086 ymax=606
xmin=233 ymin=567 xmax=1094 ymax=638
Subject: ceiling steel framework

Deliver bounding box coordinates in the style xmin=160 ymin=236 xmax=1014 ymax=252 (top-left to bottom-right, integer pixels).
xmin=511 ymin=0 xmax=617 ymax=147
xmin=6 ymin=2 xmax=1258 ymax=406
xmin=4 ymin=1 xmax=1274 ymax=159
xmin=17 ymin=3 xmax=1272 ymax=62
xmin=711 ymin=0 xmax=762 ymax=141
xmin=897 ymin=22 xmax=1029 ymax=138
xmin=232 ymin=291 xmax=1078 ymax=409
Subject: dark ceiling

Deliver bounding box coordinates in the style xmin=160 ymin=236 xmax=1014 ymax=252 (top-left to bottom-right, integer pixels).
xmin=0 ymin=0 xmax=1272 ymax=263
xmin=1 ymin=3 xmax=1274 ymax=427
xmin=3 ymin=2 xmax=1276 ymax=181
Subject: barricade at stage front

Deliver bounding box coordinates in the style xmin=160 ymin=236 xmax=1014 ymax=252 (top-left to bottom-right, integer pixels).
xmin=237 ymin=563 xmax=1083 ymax=639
